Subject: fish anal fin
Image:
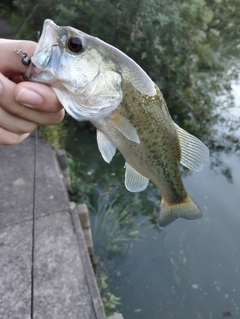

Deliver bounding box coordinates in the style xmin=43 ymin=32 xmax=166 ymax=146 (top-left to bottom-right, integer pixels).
xmin=158 ymin=194 xmax=203 ymax=228
xmin=124 ymin=162 xmax=149 ymax=192
xmin=174 ymin=123 xmax=209 ymax=172
xmin=110 ymin=111 xmax=140 ymax=144
xmin=97 ymin=129 xmax=116 ymax=163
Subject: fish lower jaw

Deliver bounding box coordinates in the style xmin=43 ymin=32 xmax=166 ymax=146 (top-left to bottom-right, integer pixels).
xmin=30 ymin=70 xmax=55 ymax=83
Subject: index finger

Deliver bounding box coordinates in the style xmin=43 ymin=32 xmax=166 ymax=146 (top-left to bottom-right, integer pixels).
xmin=0 ymin=39 xmax=36 ymax=77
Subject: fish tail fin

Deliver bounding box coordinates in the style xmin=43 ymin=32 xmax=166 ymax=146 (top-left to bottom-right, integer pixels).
xmin=158 ymin=194 xmax=203 ymax=228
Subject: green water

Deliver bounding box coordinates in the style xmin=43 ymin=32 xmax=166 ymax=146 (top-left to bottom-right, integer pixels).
xmin=66 ymin=128 xmax=240 ymax=319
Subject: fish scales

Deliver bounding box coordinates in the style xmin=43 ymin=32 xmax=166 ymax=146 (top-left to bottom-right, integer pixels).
xmin=93 ymin=80 xmax=187 ymax=204
xmin=24 ymin=19 xmax=209 ymax=227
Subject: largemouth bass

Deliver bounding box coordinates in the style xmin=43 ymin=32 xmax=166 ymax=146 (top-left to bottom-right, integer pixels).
xmin=24 ymin=19 xmax=209 ymax=227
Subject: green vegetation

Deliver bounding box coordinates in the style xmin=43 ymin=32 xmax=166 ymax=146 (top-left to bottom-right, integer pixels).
xmin=6 ymin=0 xmax=240 ymax=150
xmin=67 ymin=156 xmax=146 ymax=315
xmin=2 ymin=0 xmax=239 ymax=158
xmin=38 ymin=121 xmax=67 ymax=151
xmin=3 ymin=0 xmax=240 ymax=313
xmin=96 ymin=274 xmax=121 ymax=316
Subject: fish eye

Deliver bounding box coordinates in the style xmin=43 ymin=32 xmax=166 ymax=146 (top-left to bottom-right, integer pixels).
xmin=67 ymin=37 xmax=83 ymax=53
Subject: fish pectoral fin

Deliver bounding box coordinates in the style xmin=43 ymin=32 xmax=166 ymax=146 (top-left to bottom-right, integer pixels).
xmin=110 ymin=112 xmax=140 ymax=144
xmin=174 ymin=123 xmax=209 ymax=172
xmin=158 ymin=194 xmax=203 ymax=228
xmin=97 ymin=130 xmax=116 ymax=163
xmin=124 ymin=162 xmax=149 ymax=192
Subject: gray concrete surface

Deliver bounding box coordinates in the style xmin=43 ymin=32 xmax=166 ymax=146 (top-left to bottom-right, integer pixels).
xmin=0 ymin=135 xmax=106 ymax=319
xmin=108 ymin=314 xmax=124 ymax=319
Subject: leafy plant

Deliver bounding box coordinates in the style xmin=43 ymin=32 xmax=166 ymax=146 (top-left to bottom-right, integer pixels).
xmin=38 ymin=121 xmax=67 ymax=151
xmin=8 ymin=0 xmax=240 ymax=160
xmin=96 ymin=274 xmax=121 ymax=317
xmin=67 ymin=156 xmax=147 ymax=314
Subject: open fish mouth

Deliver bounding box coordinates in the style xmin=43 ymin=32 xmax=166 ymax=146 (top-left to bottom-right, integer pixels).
xmin=24 ymin=19 xmax=61 ymax=83
xmin=23 ymin=67 xmax=55 ymax=82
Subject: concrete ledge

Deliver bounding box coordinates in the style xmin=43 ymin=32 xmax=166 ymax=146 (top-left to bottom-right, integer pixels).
xmin=108 ymin=314 xmax=124 ymax=319
xmin=70 ymin=202 xmax=106 ymax=319
xmin=0 ymin=135 xmax=106 ymax=319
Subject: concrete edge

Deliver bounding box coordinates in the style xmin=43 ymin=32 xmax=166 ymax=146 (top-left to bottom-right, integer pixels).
xmin=69 ymin=203 xmax=107 ymax=319
xmin=0 ymin=209 xmax=69 ymax=230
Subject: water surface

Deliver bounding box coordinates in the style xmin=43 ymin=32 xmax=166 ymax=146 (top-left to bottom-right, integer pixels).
xmin=66 ymin=125 xmax=240 ymax=319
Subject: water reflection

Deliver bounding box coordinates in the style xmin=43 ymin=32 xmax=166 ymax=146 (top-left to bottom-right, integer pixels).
xmin=110 ymin=154 xmax=240 ymax=319
xmin=66 ymin=125 xmax=240 ymax=318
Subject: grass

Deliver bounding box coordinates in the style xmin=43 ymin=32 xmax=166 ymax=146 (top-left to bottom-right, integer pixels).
xmin=38 ymin=121 xmax=67 ymax=151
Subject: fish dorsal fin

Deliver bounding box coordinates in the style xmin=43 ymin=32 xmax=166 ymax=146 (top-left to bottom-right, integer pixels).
xmin=174 ymin=123 xmax=209 ymax=172
xmin=124 ymin=163 xmax=149 ymax=192
xmin=96 ymin=130 xmax=116 ymax=163
xmin=110 ymin=111 xmax=140 ymax=143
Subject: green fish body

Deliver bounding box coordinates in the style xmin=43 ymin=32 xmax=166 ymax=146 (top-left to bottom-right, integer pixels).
xmin=25 ymin=19 xmax=209 ymax=227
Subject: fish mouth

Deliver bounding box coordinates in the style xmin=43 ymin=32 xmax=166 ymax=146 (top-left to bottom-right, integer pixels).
xmin=23 ymin=66 xmax=55 ymax=83
xmin=24 ymin=19 xmax=61 ymax=83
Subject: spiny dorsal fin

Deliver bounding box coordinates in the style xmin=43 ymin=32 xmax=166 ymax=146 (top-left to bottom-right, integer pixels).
xmin=174 ymin=123 xmax=209 ymax=172
xmin=110 ymin=111 xmax=140 ymax=143
xmin=96 ymin=129 xmax=116 ymax=163
xmin=124 ymin=162 xmax=149 ymax=192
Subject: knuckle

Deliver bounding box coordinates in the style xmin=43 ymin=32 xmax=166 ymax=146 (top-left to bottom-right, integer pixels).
xmin=6 ymin=136 xmax=21 ymax=146
xmin=49 ymin=109 xmax=65 ymax=124
xmin=10 ymin=103 xmax=24 ymax=117
xmin=0 ymin=128 xmax=28 ymax=146
xmin=13 ymin=121 xmax=37 ymax=135
xmin=9 ymin=133 xmax=29 ymax=145
xmin=24 ymin=122 xmax=37 ymax=133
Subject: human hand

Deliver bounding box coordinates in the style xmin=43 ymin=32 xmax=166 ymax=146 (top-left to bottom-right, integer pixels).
xmin=0 ymin=39 xmax=65 ymax=145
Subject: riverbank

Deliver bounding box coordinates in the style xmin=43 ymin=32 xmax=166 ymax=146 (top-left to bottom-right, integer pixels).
xmin=0 ymin=135 xmax=106 ymax=319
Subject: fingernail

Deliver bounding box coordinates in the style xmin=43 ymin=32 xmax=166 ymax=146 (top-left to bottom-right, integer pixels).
xmin=15 ymin=88 xmax=43 ymax=107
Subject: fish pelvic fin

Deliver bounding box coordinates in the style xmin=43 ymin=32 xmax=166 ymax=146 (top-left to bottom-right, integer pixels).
xmin=96 ymin=129 xmax=116 ymax=163
xmin=158 ymin=194 xmax=203 ymax=228
xmin=124 ymin=162 xmax=149 ymax=192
